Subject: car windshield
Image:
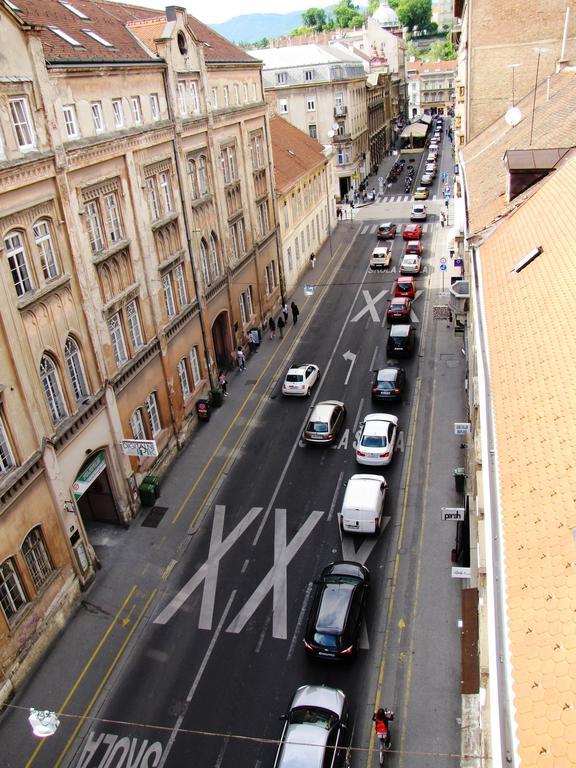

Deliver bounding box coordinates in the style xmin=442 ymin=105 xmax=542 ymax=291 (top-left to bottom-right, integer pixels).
xmin=390 ymin=302 xmax=404 ymax=310
xmin=308 ymin=421 xmax=328 ymax=433
xmin=361 ymin=435 xmax=387 ymax=448
xmin=286 ymin=374 xmax=303 ymax=383
xmin=397 ymin=283 xmax=411 ymax=292
xmin=377 ymin=381 xmax=394 ymax=390
xmin=289 ymin=707 xmax=337 ymax=730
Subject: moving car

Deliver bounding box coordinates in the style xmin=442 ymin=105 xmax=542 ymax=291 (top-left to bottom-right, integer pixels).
xmin=339 ymin=474 xmax=387 ymax=534
xmin=410 ymin=204 xmax=427 ymax=221
xmin=387 ymin=296 xmax=412 ymax=323
xmin=282 ymin=364 xmax=320 ymax=396
xmin=400 ymin=254 xmax=422 ymax=275
xmin=386 ymin=324 xmax=416 ymax=358
xmin=425 ymin=163 xmax=437 ymax=176
xmin=393 ymin=275 xmax=416 ymax=299
xmin=369 ymin=245 xmax=392 ymax=270
xmin=355 ymin=414 xmax=399 ymax=467
xmin=377 ymin=222 xmax=397 ymax=239
xmin=371 ymin=367 xmax=406 ymax=402
xmin=303 ymin=561 xmax=370 ymax=660
xmin=420 ymin=173 xmax=434 ymax=186
xmin=273 ymin=685 xmax=349 ymax=768
xmin=403 ymin=223 xmax=422 ymax=240
xmin=413 ymin=186 xmax=429 ymax=200
xmin=303 ymin=401 xmax=346 ymax=445
xmin=405 ymin=239 xmax=423 ymax=255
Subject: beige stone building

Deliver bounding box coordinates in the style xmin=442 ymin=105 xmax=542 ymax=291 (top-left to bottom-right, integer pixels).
xmin=0 ymin=0 xmax=279 ymax=702
xmin=269 ymin=115 xmax=334 ymax=295
xmin=453 ymin=0 xmax=576 ymax=147
xmin=418 ymin=59 xmax=456 ymax=115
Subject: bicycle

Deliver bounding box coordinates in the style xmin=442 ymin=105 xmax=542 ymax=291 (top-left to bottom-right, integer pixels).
xmin=373 ymin=708 xmax=394 ymax=765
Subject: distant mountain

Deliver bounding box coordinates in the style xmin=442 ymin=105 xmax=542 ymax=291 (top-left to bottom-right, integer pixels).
xmin=211 ymin=11 xmax=308 ymax=44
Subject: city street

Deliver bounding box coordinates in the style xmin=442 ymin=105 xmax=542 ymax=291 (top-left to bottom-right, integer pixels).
xmin=1 ymin=130 xmax=466 ymax=768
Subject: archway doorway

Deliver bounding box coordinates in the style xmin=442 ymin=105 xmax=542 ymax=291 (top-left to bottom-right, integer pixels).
xmin=73 ymin=451 xmax=120 ymax=525
xmin=212 ymin=311 xmax=232 ymax=371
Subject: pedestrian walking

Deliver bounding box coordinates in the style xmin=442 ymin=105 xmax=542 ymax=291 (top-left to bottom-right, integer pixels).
xmin=309 ymin=252 xmax=316 ymax=269
xmin=236 ymin=346 xmax=246 ymax=371
xmin=277 ymin=315 xmax=285 ymax=338
xmin=248 ymin=328 xmax=259 ymax=353
xmin=440 ymin=211 xmax=446 ymax=227
xmin=337 ymin=207 xmax=342 ymax=220
xmin=219 ymin=370 xmax=228 ymax=396
xmin=282 ymin=303 xmax=289 ymax=323
xmin=268 ymin=316 xmax=276 ymax=339
xmin=291 ymin=301 xmax=300 ymax=324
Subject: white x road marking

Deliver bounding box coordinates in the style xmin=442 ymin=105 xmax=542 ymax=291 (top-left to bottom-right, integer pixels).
xmin=227 ymin=509 xmax=324 ymax=639
xmin=351 ymin=288 xmax=389 ymax=323
xmin=153 ymin=505 xmax=262 ymax=627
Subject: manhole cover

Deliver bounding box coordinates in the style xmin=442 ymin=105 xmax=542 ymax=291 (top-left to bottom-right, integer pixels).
xmin=141 ymin=506 xmax=168 ymax=528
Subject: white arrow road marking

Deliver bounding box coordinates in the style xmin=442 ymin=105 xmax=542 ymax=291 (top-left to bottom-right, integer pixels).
xmin=153 ymin=506 xmax=262 ymax=627
xmin=340 ymin=517 xmax=391 ymax=565
xmin=410 ymin=288 xmax=424 ymax=323
xmin=342 ymin=350 xmax=357 ymax=385
xmin=227 ymin=509 xmax=324 ymax=639
xmin=351 ymin=289 xmax=389 ymax=323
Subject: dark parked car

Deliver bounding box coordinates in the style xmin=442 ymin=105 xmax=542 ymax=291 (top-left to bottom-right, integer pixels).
xmin=304 ymin=561 xmax=370 ymax=661
xmin=377 ymin=222 xmax=397 ymax=239
xmin=386 ymin=324 xmax=416 ymax=358
xmin=371 ymin=367 xmax=406 ymax=402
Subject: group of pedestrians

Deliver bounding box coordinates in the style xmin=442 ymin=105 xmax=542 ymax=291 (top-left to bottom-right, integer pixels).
xmin=268 ymin=301 xmax=299 ymax=339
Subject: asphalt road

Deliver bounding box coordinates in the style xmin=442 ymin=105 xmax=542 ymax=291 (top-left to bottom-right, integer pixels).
xmin=5 ymin=129 xmax=464 ymax=768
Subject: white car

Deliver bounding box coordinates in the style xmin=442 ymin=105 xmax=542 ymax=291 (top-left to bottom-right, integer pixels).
xmin=355 ymin=414 xmax=399 ymax=466
xmin=369 ymin=245 xmax=392 ymax=270
xmin=410 ymin=204 xmax=427 ymax=221
xmin=282 ymin=363 xmax=320 ymax=396
xmin=400 ymin=254 xmax=422 ymax=275
xmin=425 ymin=163 xmax=436 ymax=175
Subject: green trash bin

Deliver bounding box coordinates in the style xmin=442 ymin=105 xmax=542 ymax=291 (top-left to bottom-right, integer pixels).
xmin=209 ymin=387 xmax=224 ymax=408
xmin=139 ymin=482 xmax=156 ymax=507
xmin=143 ymin=475 xmax=160 ymax=499
xmin=454 ymin=467 xmax=466 ymax=493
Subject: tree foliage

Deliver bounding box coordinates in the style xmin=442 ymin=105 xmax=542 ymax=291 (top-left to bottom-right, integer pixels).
xmin=332 ymin=0 xmax=366 ymax=29
xmin=302 ymin=7 xmax=329 ymax=31
xmin=424 ymin=33 xmax=456 ymax=60
xmin=247 ymin=37 xmax=270 ymax=49
xmin=395 ymin=0 xmax=432 ymax=30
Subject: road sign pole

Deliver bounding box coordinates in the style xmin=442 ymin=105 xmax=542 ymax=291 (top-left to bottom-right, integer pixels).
xmin=442 ymin=271 xmax=445 ymax=293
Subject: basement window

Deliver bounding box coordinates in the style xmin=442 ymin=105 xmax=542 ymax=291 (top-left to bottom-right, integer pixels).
xmin=512 ymin=246 xmax=543 ymax=274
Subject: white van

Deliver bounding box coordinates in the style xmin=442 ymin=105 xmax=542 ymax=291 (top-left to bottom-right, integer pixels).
xmin=339 ymin=474 xmax=387 ymax=534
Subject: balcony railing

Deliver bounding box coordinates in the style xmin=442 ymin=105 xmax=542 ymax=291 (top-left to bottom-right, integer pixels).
xmin=334 ymin=105 xmax=348 ymax=117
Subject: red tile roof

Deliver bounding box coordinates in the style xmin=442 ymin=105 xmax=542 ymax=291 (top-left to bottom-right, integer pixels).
xmin=269 ymin=115 xmax=327 ymax=192
xmin=11 ymin=0 xmax=257 ymax=64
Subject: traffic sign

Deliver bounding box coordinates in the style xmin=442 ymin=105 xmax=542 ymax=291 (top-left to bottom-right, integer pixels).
xmin=442 ymin=507 xmax=465 ymax=521
xmin=440 ymin=257 xmax=447 ymax=263
xmin=440 ymin=263 xmax=447 ymax=271
xmin=454 ymin=422 xmax=471 ymax=434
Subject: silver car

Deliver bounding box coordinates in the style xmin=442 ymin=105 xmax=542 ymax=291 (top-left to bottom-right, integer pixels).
xmin=273 ymin=685 xmax=349 ymax=768
xmin=303 ymin=401 xmax=346 ymax=445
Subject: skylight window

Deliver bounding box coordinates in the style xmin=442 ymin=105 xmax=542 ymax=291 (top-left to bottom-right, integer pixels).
xmin=82 ymin=29 xmax=113 ymax=47
xmin=512 ymin=246 xmax=543 ymax=274
xmin=48 ymin=26 xmax=83 ymax=46
xmin=5 ymin=0 xmax=22 ymax=11
xmin=59 ymin=1 xmax=89 ymax=19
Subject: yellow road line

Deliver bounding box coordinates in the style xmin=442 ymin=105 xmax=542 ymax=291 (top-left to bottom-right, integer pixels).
xmin=24 ymin=586 xmax=137 ymax=768
xmin=53 ymin=590 xmax=157 ymax=768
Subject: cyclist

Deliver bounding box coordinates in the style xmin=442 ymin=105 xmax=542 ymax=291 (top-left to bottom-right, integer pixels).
xmin=372 ymin=707 xmax=394 ymax=749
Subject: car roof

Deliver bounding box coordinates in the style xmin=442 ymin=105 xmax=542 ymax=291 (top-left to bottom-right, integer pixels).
xmin=364 ymin=413 xmax=398 ymax=428
xmin=277 ymin=724 xmax=328 ymax=768
xmin=379 ymin=222 xmax=394 ymax=227
xmin=376 ymin=367 xmax=401 ymax=381
xmin=412 ymin=204 xmax=425 ymax=209
xmin=291 ymin=685 xmax=346 ymax=716
xmin=397 ymin=275 xmax=415 ymax=283
xmin=288 ymin=364 xmax=312 ymax=374
xmin=390 ymin=296 xmax=409 ymax=304
xmin=372 ymin=246 xmax=390 ymax=254
xmin=405 ymin=224 xmax=420 ymax=230
xmin=310 ymin=401 xmax=344 ymax=420
xmin=316 ymin=582 xmax=355 ymax=633
xmin=402 ymin=254 xmax=418 ymax=261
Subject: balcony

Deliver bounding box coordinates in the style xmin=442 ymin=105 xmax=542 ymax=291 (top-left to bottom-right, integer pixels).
xmin=334 ymin=105 xmax=348 ymax=117
xmin=332 ymin=132 xmax=351 ymax=143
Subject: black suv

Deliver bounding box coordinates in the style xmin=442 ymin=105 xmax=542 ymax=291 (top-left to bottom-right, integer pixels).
xmin=303 ymin=561 xmax=370 ymax=661
xmin=371 ymin=367 xmax=406 ymax=402
xmin=386 ymin=324 xmax=416 ymax=358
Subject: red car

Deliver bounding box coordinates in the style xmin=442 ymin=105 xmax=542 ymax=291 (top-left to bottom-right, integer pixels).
xmin=387 ymin=297 xmax=413 ymax=323
xmin=393 ymin=276 xmax=416 ymax=299
xmin=405 ymin=240 xmax=423 ymax=256
xmin=403 ymin=224 xmax=422 ymax=240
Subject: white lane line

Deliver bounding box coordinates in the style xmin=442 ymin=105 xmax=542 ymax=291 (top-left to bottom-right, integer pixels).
xmin=255 ymin=613 xmax=272 ymax=653
xmin=361 ymin=225 xmax=370 ymax=235
xmin=214 ymin=735 xmax=230 ymax=767
xmin=327 ymin=472 xmax=344 ymax=522
xmin=353 ymin=397 xmax=365 ymax=434
xmin=157 ymin=590 xmax=236 ymax=768
xmin=369 ymin=345 xmax=379 ymax=372
xmin=241 ymin=559 xmax=250 ymax=574
xmin=286 ymin=582 xmax=313 ymax=661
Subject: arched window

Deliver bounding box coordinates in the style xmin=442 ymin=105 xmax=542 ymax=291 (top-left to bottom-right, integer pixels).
xmin=40 ymin=354 xmax=67 ymax=424
xmin=188 ymin=159 xmax=199 ymax=200
xmin=0 ymin=557 xmax=27 ymax=620
xmin=64 ymin=337 xmax=89 ymax=403
xmin=199 ymin=239 xmax=210 ymax=287
xmin=33 ymin=219 xmax=60 ymax=281
xmin=4 ymin=230 xmax=34 ymax=296
xmin=22 ymin=527 xmax=52 ymax=590
xmin=130 ymin=408 xmax=146 ymax=440
xmin=209 ymin=234 xmax=220 ymax=279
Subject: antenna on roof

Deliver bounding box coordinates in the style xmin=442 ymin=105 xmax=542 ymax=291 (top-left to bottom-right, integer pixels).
xmin=505 ymin=63 xmax=522 ymax=127
xmin=529 ymin=48 xmax=548 ymax=145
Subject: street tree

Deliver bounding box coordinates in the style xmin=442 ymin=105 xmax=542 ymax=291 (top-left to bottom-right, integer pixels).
xmin=302 ymin=7 xmax=328 ymax=30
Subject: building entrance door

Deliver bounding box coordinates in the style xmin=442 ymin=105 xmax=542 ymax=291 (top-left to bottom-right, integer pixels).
xmin=73 ymin=451 xmax=120 ymax=525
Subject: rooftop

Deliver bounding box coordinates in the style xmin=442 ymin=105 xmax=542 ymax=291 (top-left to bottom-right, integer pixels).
xmin=269 ymin=115 xmax=327 ymax=194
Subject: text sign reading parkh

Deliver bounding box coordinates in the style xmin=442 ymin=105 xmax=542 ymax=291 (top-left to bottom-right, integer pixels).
xmin=121 ymin=439 xmax=158 ymax=457
xmin=442 ymin=507 xmax=465 ymax=522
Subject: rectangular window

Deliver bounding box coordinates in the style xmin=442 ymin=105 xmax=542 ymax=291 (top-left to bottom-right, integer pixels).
xmin=308 ymin=124 xmax=317 ymax=139
xmin=9 ymin=97 xmax=35 ymax=149
xmin=239 ymin=292 xmax=247 ymax=325
xmin=130 ymin=409 xmax=146 ymax=440
xmin=276 ymin=72 xmax=288 ymax=85
xmin=22 ymin=528 xmax=52 ymax=590
xmin=190 ymin=82 xmax=200 ymax=113
xmin=246 ymin=285 xmax=254 ymax=316
xmin=91 ymin=101 xmax=104 ymax=133
xmin=5 ymin=232 xmax=33 ymax=296
xmin=126 ymin=300 xmax=144 ymax=350
xmin=162 ymin=273 xmax=176 ymax=318
xmin=131 ymin=96 xmax=142 ymax=125
xmin=211 ymin=88 xmax=218 ymax=109
xmin=174 ymin=264 xmax=187 ymax=307
xmin=104 ymin=193 xmax=123 ymax=243
xmin=287 ymin=246 xmax=293 ymax=271
xmin=159 ymin=172 xmax=173 ymax=213
xmin=33 ymin=220 xmax=59 ymax=280
xmin=223 ymin=85 xmax=229 ymax=107
xmin=150 ymin=93 xmax=160 ymax=121
xmin=112 ymin=99 xmax=124 ymax=128
xmin=257 ymin=200 xmax=269 ymax=237
xmin=307 ymin=97 xmax=316 ymax=111
xmin=189 ymin=347 xmax=201 ymax=386
xmin=0 ymin=417 xmax=15 ymax=473
xmin=63 ymin=105 xmax=79 ymax=138
xmin=146 ymin=177 xmax=160 ymax=220
xmin=304 ymin=69 xmax=315 ymax=81
xmin=251 ymin=83 xmax=257 ymax=101
xmin=233 ymin=84 xmax=240 ymax=105
xmin=178 ymin=82 xmax=187 ymax=116
xmin=278 ymin=99 xmax=288 ymax=114
xmin=177 ymin=359 xmax=191 ymax=399
xmin=145 ymin=392 xmax=161 ymax=436
xmin=243 ymin=83 xmax=249 ymax=103
xmin=84 ymin=200 xmax=105 ymax=254
xmin=108 ymin=312 xmax=128 ymax=365
xmin=0 ymin=559 xmax=27 ymax=620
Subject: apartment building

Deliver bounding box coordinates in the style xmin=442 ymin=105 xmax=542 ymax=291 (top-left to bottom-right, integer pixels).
xmin=418 ymin=60 xmax=456 ymax=115
xmin=0 ymin=0 xmax=279 ymax=701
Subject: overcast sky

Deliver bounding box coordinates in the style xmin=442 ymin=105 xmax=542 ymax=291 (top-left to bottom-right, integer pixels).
xmin=123 ymin=0 xmax=336 ymax=25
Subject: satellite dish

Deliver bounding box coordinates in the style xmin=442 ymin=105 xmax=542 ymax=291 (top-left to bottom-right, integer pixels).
xmin=332 ymin=122 xmax=339 ymax=131
xmin=505 ymin=106 xmax=522 ymax=126
xmin=327 ymin=130 xmax=335 ymax=138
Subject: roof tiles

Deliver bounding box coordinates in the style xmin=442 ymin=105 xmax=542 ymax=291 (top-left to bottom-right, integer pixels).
xmin=269 ymin=114 xmax=327 ymax=193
